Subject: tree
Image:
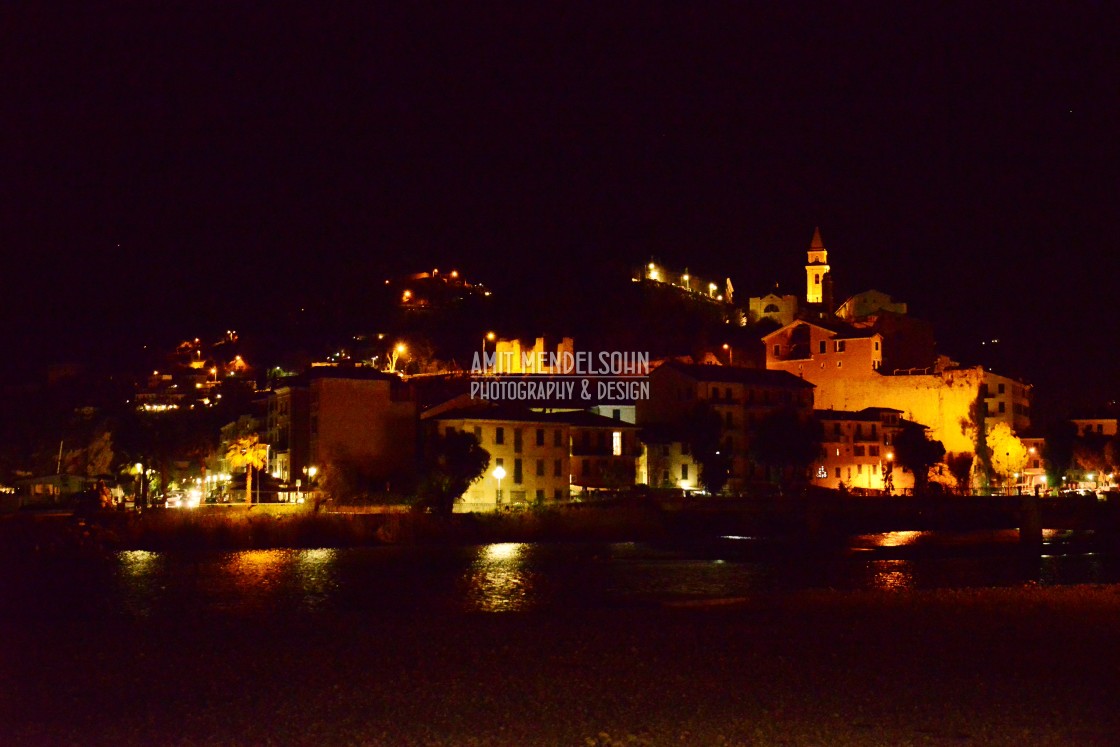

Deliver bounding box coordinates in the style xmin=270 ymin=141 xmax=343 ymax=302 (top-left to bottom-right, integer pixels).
xmin=1042 ymin=420 xmax=1076 ymax=489
xmin=962 ymin=392 xmax=993 ymax=490
xmin=987 ymin=422 xmax=1027 ymax=491
xmin=945 ymin=451 xmax=974 ymax=494
xmin=682 ymin=404 xmax=731 ymax=495
xmin=84 ymin=431 xmax=115 ymax=476
xmin=416 ymin=430 xmax=490 ymax=516
xmin=1073 ymin=433 xmax=1109 ymax=475
xmin=893 ymin=422 xmax=946 ymax=493
xmin=226 ymin=435 xmax=269 ymax=504
xmin=751 ymin=407 xmax=823 ymax=486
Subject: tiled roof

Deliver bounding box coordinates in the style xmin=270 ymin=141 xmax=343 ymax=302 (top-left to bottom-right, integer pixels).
xmin=658 ymin=361 xmax=814 ymax=389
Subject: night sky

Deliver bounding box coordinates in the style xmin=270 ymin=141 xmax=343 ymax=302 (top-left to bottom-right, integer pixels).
xmin=2 ymin=2 xmax=1116 ymax=411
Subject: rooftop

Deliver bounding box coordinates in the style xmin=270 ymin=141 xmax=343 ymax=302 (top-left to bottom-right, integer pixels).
xmin=656 ymin=361 xmax=815 ymax=389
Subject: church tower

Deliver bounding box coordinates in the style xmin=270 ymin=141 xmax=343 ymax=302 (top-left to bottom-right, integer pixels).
xmin=805 ymin=226 xmax=830 ymax=305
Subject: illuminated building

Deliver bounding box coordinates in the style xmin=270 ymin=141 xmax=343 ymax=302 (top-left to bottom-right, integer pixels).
xmin=805 ymin=226 xmax=831 ymax=305
xmin=835 ymin=289 xmax=908 ymax=321
xmin=1071 ymin=418 xmax=1119 ymax=437
xmin=424 ymin=398 xmax=641 ymax=510
xmin=267 ymin=385 xmax=310 ymax=483
xmin=756 ymin=231 xmax=1029 ymax=457
xmin=637 ymin=361 xmax=816 ymax=492
xmin=634 ymin=260 xmax=732 ymax=303
xmin=814 ymin=408 xmax=915 ymax=493
xmin=637 ymin=424 xmax=698 ymax=491
xmin=747 ymin=289 xmax=799 ymax=327
xmin=308 ymin=368 xmax=418 ymax=479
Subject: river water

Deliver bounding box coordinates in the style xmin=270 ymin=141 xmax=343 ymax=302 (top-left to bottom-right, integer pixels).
xmin=4 ymin=529 xmax=1118 ymax=622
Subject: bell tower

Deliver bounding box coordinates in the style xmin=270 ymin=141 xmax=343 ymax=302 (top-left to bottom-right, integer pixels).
xmin=805 ymin=226 xmax=830 ymax=305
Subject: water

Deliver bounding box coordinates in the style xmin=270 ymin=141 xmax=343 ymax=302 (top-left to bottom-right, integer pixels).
xmin=3 ymin=530 xmax=1118 ymax=623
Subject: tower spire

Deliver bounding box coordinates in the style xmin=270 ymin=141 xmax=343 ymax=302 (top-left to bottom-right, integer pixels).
xmin=805 ymin=227 xmax=831 ymax=305
xmin=810 ymin=226 xmax=825 ymax=249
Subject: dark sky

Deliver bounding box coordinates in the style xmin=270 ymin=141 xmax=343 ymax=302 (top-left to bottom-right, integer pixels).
xmin=2 ymin=2 xmax=1116 ymax=409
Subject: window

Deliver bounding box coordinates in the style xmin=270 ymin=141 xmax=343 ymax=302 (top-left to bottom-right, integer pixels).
xmin=854 ymin=445 xmax=865 ymax=457
xmin=857 ymin=464 xmax=862 ymax=475
xmin=514 ymin=428 xmax=523 ymax=453
xmin=874 ymin=340 xmax=880 ymax=351
xmin=834 ymin=423 xmax=841 ymax=436
xmin=612 ymin=409 xmax=621 ymax=420
xmin=837 ymin=360 xmax=843 ymax=368
xmin=582 ymin=459 xmax=591 ymax=477
xmin=834 ymin=340 xmax=846 ymax=352
xmin=554 ymin=429 xmax=562 ymax=447
xmin=819 ymin=340 xmax=826 ymax=354
xmin=763 ymin=303 xmax=780 ymax=313
xmin=835 ymin=467 xmax=841 ymax=478
xmin=814 ymin=274 xmax=820 ymax=284
xmin=998 ymin=383 xmax=1006 ymax=394
xmin=724 ymin=411 xmax=733 ymax=427
xmin=536 ymin=429 xmax=545 ymax=446
xmin=473 ymin=426 xmax=482 ymax=441
xmin=773 ymin=344 xmax=781 ymax=357
xmin=514 ymin=459 xmax=523 ymax=484
xmin=495 ymin=427 xmax=504 ymax=445
xmin=554 ymin=458 xmax=562 ymax=477
xmin=869 ymin=445 xmax=879 ymax=457
xmin=998 ymin=401 xmax=1006 ymax=414
xmin=536 ymin=489 xmax=544 ymax=502
xmin=612 ymin=431 xmax=622 ymax=456
xmin=536 ymin=459 xmax=544 ymax=476
xmin=495 ymin=457 xmax=504 ymax=469
xmin=554 ymin=488 xmax=564 ymax=502
xmin=682 ymin=464 xmax=689 ymax=480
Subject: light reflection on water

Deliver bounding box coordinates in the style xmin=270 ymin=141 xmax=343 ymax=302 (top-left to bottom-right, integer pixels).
xmin=464 ymin=543 xmax=535 ymax=612
xmin=117 ymin=549 xmax=165 ymax=617
xmin=871 ymin=560 xmax=915 ymax=591
xmin=870 ymin=531 xmax=924 ymax=547
xmin=49 ymin=536 xmax=1117 ymax=621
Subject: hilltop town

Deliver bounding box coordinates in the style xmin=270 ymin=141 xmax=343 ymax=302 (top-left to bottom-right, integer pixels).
xmin=2 ymin=229 xmax=1108 ymax=513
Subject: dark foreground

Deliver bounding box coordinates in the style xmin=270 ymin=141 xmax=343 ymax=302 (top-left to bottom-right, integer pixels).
xmin=3 ymin=584 xmax=1118 ymax=746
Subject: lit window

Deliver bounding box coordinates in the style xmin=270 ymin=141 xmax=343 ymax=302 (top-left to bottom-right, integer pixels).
xmin=612 ymin=431 xmax=622 ymax=456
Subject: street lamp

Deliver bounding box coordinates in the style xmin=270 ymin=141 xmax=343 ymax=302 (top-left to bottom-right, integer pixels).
xmin=722 ymin=343 xmax=733 ymax=366
xmin=493 ymin=465 xmax=506 ymax=505
xmin=482 ymin=331 xmax=496 ymax=373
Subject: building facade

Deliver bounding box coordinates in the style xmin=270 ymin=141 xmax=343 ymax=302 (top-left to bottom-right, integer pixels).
xmin=637 ymin=361 xmax=816 ymax=492
xmin=814 ymin=408 xmax=915 ymax=493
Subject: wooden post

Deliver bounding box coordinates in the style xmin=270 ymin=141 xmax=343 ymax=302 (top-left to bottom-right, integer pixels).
xmin=1019 ymin=491 xmax=1042 ymax=550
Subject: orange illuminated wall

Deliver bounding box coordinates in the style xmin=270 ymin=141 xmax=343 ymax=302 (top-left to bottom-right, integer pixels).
xmin=309 ymin=376 xmax=418 ymax=477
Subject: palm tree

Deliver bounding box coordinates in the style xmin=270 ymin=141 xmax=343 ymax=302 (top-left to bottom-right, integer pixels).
xmin=226 ymin=435 xmax=269 ymax=504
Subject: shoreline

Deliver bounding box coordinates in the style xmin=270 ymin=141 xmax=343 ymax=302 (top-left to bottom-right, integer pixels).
xmin=3 ymin=583 xmax=1118 ymax=745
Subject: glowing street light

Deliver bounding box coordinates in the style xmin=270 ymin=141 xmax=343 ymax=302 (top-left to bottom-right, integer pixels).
xmin=493 ymin=465 xmax=506 ymax=505
xmin=388 ymin=343 xmax=407 ymax=373
xmin=722 ymin=343 xmax=733 ymax=366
